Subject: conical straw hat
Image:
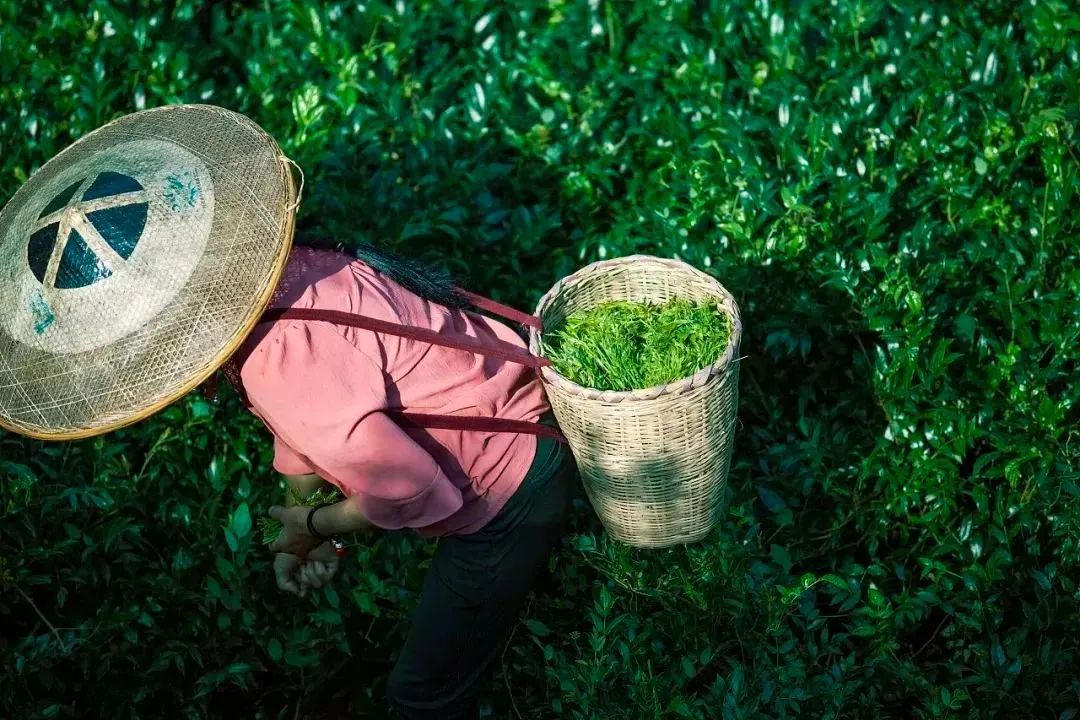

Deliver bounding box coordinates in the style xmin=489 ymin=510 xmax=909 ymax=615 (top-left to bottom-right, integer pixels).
xmin=0 ymin=104 xmax=298 ymax=440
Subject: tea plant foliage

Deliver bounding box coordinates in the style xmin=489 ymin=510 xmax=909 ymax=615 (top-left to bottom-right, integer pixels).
xmin=1 ymin=1 xmax=1078 ymax=718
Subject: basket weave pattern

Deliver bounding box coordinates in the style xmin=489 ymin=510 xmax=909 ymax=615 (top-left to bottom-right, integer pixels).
xmin=529 ymin=255 xmax=742 ymax=548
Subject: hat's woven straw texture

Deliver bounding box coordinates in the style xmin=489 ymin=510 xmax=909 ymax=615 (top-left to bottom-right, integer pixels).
xmin=0 ymin=105 xmax=296 ymax=439
xmin=528 ymin=255 xmax=742 ymax=548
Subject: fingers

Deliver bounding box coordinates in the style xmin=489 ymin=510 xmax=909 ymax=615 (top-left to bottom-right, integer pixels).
xmin=274 ymin=541 xmax=341 ymax=595
xmin=300 ymin=561 xmax=331 ymax=589
xmin=279 ymin=576 xmax=302 ymax=595
xmin=268 ymin=527 xmax=304 ymax=555
xmin=275 ymin=571 xmax=300 ymax=596
xmin=307 ymin=541 xmax=340 ymax=563
xmin=268 ymin=505 xmax=286 ymax=521
xmin=274 ymin=552 xmax=343 ymax=597
xmin=318 ymin=560 xmax=338 ymax=583
xmin=295 ymin=557 xmax=339 ymax=591
xmin=314 ymin=562 xmax=335 ymax=585
xmin=299 ymin=563 xmax=317 ymax=588
xmin=315 ymin=561 xmax=334 ymax=587
xmin=273 ymin=554 xmax=302 ymax=596
xmin=306 ymin=542 xmax=331 ymax=561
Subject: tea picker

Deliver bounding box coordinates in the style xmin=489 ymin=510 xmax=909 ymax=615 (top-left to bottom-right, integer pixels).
xmin=0 ymin=105 xmax=740 ymax=717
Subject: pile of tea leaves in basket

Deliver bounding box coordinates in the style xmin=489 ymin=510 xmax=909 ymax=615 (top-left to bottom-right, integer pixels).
xmin=542 ymin=298 xmax=732 ymax=392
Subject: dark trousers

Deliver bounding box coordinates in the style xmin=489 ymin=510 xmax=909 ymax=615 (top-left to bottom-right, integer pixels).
xmin=387 ymin=416 xmax=573 ymax=719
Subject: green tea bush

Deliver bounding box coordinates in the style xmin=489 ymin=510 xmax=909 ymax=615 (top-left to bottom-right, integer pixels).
xmin=1 ymin=1 xmax=1078 ymax=718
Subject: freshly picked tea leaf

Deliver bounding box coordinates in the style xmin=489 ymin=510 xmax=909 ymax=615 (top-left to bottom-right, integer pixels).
xmin=542 ymin=298 xmax=732 ymax=392
xmin=258 ymin=485 xmax=343 ymax=546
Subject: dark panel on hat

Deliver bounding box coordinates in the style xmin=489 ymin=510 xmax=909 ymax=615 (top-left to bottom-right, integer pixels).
xmin=82 ymin=171 xmax=143 ymax=201
xmin=38 ymin=180 xmax=84 ymax=219
xmin=55 ymin=229 xmax=113 ymax=289
xmin=87 ymin=202 xmax=148 ymax=260
xmin=27 ymin=223 xmax=59 ymax=283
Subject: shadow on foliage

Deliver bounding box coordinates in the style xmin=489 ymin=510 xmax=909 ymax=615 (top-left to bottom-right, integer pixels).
xmin=562 ymin=254 xmax=887 ymax=548
xmin=717 ymin=256 xmax=886 ymax=530
xmin=297 ymin=125 xmax=582 ymax=316
xmin=549 ymin=255 xmax=893 ymax=699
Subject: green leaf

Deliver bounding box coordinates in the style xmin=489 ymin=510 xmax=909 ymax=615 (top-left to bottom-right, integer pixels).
xmin=955 ymin=315 xmax=977 ymax=343
xmin=284 ymin=648 xmax=318 ymax=668
xmin=190 ymin=398 xmax=212 ymax=419
xmin=820 ymin=574 xmax=849 ymax=591
xmin=991 ymin=640 xmax=1007 ymax=666
xmin=523 ymin=619 xmax=551 ymax=638
xmin=598 ymin=585 xmax=614 ymax=614
xmin=780 ymin=186 xmax=796 ymax=209
xmin=226 ymin=662 xmax=252 ymax=677
xmin=770 ymin=544 xmax=792 ymax=572
xmin=350 ymin=590 xmax=380 ymax=616
xmin=757 ymin=486 xmax=787 ymax=513
xmin=231 ymin=503 xmax=252 ymax=539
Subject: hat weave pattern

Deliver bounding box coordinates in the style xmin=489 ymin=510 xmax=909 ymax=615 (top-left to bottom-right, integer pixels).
xmin=0 ymin=105 xmax=296 ymax=439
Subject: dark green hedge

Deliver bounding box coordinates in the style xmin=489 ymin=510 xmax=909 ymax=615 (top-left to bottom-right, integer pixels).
xmin=1 ymin=1 xmax=1078 ymax=718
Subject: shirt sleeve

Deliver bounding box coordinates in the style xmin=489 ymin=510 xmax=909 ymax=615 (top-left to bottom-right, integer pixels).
xmin=241 ymin=322 xmax=463 ymax=530
xmin=272 ymin=434 xmax=317 ymax=476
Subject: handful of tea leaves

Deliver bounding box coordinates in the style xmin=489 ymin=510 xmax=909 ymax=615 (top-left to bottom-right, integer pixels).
xmin=542 ymin=298 xmax=731 ymax=392
xmin=258 ymin=486 xmax=343 ymax=546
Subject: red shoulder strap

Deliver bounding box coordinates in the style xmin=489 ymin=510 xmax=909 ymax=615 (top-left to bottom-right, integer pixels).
xmin=454 ymin=288 xmax=544 ymax=330
xmin=389 ymin=411 xmax=567 ymax=444
xmin=262 ymin=308 xmax=551 ymax=370
xmin=253 ymin=296 xmax=567 ymax=444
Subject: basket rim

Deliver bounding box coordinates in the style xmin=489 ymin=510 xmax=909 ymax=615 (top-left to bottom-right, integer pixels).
xmin=528 ymin=254 xmax=743 ymax=403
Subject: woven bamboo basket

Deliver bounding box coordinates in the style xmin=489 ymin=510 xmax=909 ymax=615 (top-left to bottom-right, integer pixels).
xmin=528 ymin=255 xmax=742 ymax=548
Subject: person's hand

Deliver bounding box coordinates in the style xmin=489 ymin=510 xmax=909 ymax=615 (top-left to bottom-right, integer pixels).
xmin=297 ymin=541 xmax=340 ymax=591
xmin=267 ymin=505 xmax=324 ymax=557
xmin=273 ymin=544 xmax=339 ymax=598
xmin=273 ymin=552 xmax=305 ymax=597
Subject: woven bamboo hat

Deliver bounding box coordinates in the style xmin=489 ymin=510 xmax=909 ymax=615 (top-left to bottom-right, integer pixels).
xmin=0 ymin=105 xmax=298 ymax=440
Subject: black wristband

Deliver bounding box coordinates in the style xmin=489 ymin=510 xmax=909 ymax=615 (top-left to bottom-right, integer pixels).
xmin=306 ymin=503 xmax=333 ymax=541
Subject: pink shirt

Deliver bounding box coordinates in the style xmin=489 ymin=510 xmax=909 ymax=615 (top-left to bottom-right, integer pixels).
xmin=236 ymin=247 xmax=549 ymax=536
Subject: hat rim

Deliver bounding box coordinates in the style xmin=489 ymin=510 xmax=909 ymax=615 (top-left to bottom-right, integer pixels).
xmin=0 ymin=104 xmax=298 ymax=441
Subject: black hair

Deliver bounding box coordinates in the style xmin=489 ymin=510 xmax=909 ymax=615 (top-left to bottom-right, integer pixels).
xmin=296 ymin=234 xmax=468 ymax=309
